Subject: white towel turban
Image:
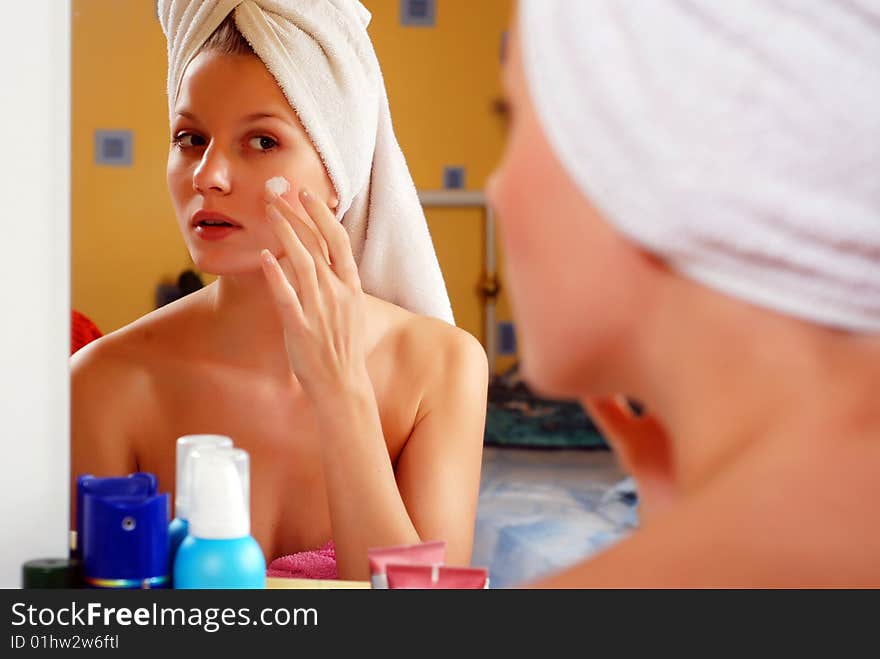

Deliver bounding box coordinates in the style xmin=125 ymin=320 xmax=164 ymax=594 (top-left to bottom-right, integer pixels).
xmin=519 ymin=0 xmax=880 ymax=333
xmin=158 ymin=0 xmax=454 ymax=324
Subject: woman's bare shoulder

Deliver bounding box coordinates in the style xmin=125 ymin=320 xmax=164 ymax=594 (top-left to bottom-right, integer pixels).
xmin=367 ymin=295 xmax=488 ymax=380
xmin=71 ymin=293 xmax=206 ymax=398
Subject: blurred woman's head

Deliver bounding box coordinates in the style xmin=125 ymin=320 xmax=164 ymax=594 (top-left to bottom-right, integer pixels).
xmin=488 ymin=17 xmax=664 ymax=399
xmin=489 ymin=0 xmax=880 ymax=399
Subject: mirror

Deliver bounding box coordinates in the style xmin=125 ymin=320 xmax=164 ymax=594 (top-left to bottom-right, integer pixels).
xmin=66 ymin=0 xmax=521 ymax=581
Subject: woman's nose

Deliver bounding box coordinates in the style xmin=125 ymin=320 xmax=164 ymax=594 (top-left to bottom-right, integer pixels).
xmin=192 ymin=144 xmax=232 ymax=195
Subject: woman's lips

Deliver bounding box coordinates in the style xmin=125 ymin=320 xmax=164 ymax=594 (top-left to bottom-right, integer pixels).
xmin=191 ymin=209 xmax=243 ymax=241
xmin=193 ymin=224 xmax=241 ymax=241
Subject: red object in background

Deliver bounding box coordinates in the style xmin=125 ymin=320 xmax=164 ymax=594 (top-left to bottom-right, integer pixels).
xmin=71 ymin=310 xmax=102 ymax=355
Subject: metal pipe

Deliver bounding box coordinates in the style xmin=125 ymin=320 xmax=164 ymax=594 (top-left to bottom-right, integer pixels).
xmin=417 ymin=190 xmax=498 ymax=374
xmin=418 ymin=189 xmax=486 ymax=207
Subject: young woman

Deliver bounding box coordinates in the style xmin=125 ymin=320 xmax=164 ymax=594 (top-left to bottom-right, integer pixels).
xmin=488 ymin=1 xmax=880 ymax=586
xmin=71 ymin=2 xmax=488 ymax=581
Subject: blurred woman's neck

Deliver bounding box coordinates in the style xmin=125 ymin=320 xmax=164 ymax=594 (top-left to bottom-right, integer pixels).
xmin=634 ymin=271 xmax=880 ymax=498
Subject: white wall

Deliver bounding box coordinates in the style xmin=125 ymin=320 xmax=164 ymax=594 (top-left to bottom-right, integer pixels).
xmin=0 ymin=0 xmax=70 ymax=587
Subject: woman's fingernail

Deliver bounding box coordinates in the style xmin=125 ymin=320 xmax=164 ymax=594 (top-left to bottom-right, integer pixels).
xmin=300 ymin=187 xmax=311 ymax=200
xmin=261 ymin=249 xmax=274 ymax=264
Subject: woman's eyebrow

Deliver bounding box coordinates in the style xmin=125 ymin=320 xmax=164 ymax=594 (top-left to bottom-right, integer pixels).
xmin=172 ymin=110 xmax=290 ymax=123
xmin=241 ymin=112 xmax=290 ymax=124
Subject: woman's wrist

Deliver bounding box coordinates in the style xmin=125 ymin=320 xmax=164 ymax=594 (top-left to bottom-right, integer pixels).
xmin=310 ymin=367 xmax=380 ymax=432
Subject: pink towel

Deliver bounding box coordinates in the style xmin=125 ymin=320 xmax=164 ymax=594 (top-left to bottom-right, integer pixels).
xmin=267 ymin=541 xmax=338 ymax=580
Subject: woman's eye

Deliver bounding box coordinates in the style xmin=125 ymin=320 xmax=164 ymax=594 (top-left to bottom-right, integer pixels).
xmin=248 ymin=135 xmax=278 ymax=152
xmin=173 ymin=132 xmax=205 ymax=148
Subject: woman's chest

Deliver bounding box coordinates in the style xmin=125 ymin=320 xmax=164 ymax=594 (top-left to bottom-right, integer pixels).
xmin=128 ymin=364 xmax=417 ymax=558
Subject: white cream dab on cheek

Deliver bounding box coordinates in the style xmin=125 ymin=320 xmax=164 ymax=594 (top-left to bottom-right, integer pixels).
xmin=265 ymin=176 xmax=291 ymax=197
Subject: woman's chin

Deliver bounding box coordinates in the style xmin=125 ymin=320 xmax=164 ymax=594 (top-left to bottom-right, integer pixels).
xmin=519 ymin=349 xmax=602 ymax=400
xmin=189 ymin=253 xmax=264 ymax=278
xmin=519 ymin=353 xmax=573 ymax=399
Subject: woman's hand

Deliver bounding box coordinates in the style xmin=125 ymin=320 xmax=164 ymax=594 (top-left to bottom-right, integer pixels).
xmin=260 ymin=187 xmax=369 ymax=397
xmin=583 ymin=395 xmax=677 ymax=520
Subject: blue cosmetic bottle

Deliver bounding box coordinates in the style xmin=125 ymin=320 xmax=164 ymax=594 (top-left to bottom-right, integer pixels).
xmin=173 ymin=447 xmax=266 ymax=589
xmin=168 ymin=435 xmax=234 ymax=570
xmin=75 ymin=472 xmax=158 ymax=563
xmin=78 ymin=473 xmax=170 ymax=589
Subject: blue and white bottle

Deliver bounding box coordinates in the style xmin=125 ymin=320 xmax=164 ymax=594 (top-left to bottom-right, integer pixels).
xmin=168 ymin=434 xmax=233 ymax=569
xmin=173 ymin=447 xmax=266 ymax=589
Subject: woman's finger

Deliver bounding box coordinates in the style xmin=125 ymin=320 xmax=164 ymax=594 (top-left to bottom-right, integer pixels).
xmin=260 ymin=249 xmax=304 ymax=326
xmin=266 ymin=204 xmax=320 ymax=308
xmin=299 ymin=187 xmax=360 ymax=287
xmin=278 ymin=254 xmax=299 ymax=292
xmin=584 ymin=396 xmax=630 ymax=433
xmin=267 ymin=191 xmax=330 ymax=265
xmin=584 ymin=396 xmax=660 ymax=444
xmin=584 ymin=395 xmax=675 ymax=517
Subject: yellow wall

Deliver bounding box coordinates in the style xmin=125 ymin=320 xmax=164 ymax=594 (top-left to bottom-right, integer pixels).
xmin=366 ymin=0 xmax=517 ymax=373
xmin=72 ymin=0 xmax=183 ymax=335
xmin=72 ymin=0 xmax=517 ymax=373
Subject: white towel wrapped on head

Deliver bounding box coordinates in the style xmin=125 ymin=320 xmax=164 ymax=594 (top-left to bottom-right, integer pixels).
xmin=159 ymin=0 xmax=454 ymax=324
xmin=520 ymin=0 xmax=880 ymax=333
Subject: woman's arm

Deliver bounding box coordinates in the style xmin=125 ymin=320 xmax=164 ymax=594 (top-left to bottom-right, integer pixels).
xmin=69 ymin=344 xmax=139 ymax=529
xmin=392 ymin=329 xmax=488 ymax=566
xmin=308 ymin=330 xmax=487 ymax=578
xmin=260 ymin=187 xmax=488 ymax=579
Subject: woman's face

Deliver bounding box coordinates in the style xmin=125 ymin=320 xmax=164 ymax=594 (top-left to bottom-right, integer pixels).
xmin=167 ymin=50 xmax=337 ymax=276
xmin=487 ymin=20 xmax=656 ymax=398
